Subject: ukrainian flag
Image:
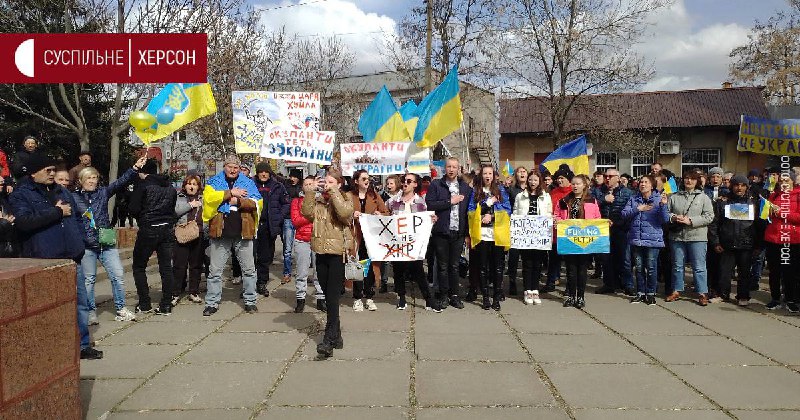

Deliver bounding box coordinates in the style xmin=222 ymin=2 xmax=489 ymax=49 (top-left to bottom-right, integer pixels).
xmin=399 ymin=100 xmax=419 ymax=140
xmin=137 ymin=83 xmax=217 ymax=146
xmin=540 ymin=135 xmax=590 ymax=176
xmin=759 ymin=197 xmax=771 ymax=221
xmin=663 ymin=177 xmax=679 ymax=194
xmin=414 ymin=66 xmax=463 ymax=148
xmin=358 ymin=86 xmax=410 ymax=142
xmin=501 ymin=159 xmax=513 ymax=178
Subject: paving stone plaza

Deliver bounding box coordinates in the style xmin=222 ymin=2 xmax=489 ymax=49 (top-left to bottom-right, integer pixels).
xmin=76 ymin=253 xmax=800 ymax=420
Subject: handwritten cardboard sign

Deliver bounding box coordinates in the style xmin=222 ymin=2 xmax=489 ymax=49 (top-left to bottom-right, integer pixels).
xmin=510 ymin=215 xmax=553 ymax=250
xmin=359 ymin=212 xmax=434 ymax=261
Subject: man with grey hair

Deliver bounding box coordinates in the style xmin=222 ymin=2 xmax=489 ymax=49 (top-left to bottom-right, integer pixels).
xmin=704 ymin=167 xmax=729 ymax=201
xmin=593 ymin=167 xmax=634 ymax=295
xmin=722 ymin=172 xmax=734 ymax=190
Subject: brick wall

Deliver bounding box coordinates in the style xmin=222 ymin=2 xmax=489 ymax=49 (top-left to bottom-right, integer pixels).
xmin=0 ymin=259 xmax=81 ymax=420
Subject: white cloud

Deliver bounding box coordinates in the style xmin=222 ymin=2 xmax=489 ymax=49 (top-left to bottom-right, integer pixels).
xmin=637 ymin=0 xmax=751 ymax=91
xmin=256 ymin=0 xmax=398 ymax=74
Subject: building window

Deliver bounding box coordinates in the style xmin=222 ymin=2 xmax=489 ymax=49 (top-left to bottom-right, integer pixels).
xmin=631 ymin=151 xmax=654 ymax=177
xmin=595 ymin=151 xmax=618 ymax=172
xmin=681 ymin=148 xmax=721 ymax=175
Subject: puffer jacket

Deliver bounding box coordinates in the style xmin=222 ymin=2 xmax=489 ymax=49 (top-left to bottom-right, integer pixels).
xmin=708 ymin=191 xmax=765 ymax=250
xmin=593 ymin=184 xmax=634 ymax=228
xmin=513 ymin=189 xmax=553 ymax=216
xmin=764 ymin=186 xmax=800 ymax=244
xmin=621 ymin=191 xmax=670 ymax=248
xmin=291 ymin=196 xmax=312 ymax=242
xmin=667 ymin=189 xmax=714 ymax=242
xmin=301 ymin=188 xmax=354 ymax=256
xmin=254 ymin=177 xmax=290 ymax=237
xmin=72 ymin=168 xmax=138 ymax=250
xmin=129 ymin=174 xmax=177 ymax=227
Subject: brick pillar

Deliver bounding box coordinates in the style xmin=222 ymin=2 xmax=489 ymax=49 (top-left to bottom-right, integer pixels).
xmin=0 ymin=259 xmax=81 ymax=419
xmin=116 ymin=227 xmax=139 ymax=248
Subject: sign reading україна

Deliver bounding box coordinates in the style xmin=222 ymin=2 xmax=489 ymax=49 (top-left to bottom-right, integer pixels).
xmin=738 ymin=115 xmax=800 ymax=157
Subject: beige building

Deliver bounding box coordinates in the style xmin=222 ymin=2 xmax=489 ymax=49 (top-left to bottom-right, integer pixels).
xmin=500 ymin=86 xmax=771 ymax=177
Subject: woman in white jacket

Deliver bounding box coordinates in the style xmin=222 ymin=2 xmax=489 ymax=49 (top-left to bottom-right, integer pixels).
xmin=513 ymin=170 xmax=553 ymax=305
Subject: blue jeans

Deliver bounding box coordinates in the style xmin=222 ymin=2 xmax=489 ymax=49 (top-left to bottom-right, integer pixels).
xmin=82 ymin=247 xmax=126 ymax=311
xmin=205 ymin=238 xmax=257 ymax=307
xmin=76 ymin=262 xmax=90 ymax=349
xmin=281 ymin=219 xmax=295 ymax=276
xmin=632 ymin=246 xmax=660 ymax=295
xmin=750 ymin=248 xmax=765 ymax=288
xmin=671 ymin=241 xmax=708 ymax=294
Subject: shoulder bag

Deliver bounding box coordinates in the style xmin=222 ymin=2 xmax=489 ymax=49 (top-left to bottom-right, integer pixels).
xmin=175 ymin=203 xmax=201 ymax=244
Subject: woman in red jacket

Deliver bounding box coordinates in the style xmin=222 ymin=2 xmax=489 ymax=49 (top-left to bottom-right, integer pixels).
xmin=291 ymin=176 xmax=325 ymax=313
xmin=763 ymin=172 xmax=800 ymax=312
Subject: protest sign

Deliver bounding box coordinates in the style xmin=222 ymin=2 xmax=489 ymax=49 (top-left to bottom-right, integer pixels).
xmin=259 ymin=128 xmax=335 ymax=165
xmin=232 ymin=91 xmax=321 ymax=154
xmin=510 ymin=215 xmax=553 ymax=250
xmin=406 ymin=143 xmax=431 ymax=174
xmin=359 ymin=212 xmax=434 ymax=261
xmin=556 ymin=219 xmax=610 ymax=255
xmin=738 ymin=115 xmax=800 ymax=156
xmin=725 ymin=203 xmax=754 ymax=221
xmin=340 ymin=142 xmax=410 ymax=176
xmin=431 ymin=160 xmax=445 ymax=178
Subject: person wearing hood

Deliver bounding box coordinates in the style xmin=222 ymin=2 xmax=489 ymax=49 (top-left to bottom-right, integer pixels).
xmin=544 ymin=164 xmax=574 ymax=293
xmin=73 ymin=156 xmax=146 ymax=324
xmin=708 ymin=175 xmax=765 ymax=306
xmin=763 ymin=172 xmax=800 ymax=312
xmin=129 ymin=158 xmax=179 ymax=315
xmin=0 ymin=176 xmax=18 ymax=257
xmin=253 ymin=161 xmax=291 ymax=296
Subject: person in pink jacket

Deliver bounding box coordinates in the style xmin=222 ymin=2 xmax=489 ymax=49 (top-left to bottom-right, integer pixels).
xmin=556 ymin=174 xmax=601 ymax=309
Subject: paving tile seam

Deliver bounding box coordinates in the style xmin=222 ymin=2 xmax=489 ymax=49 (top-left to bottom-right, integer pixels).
xmin=104 ymin=280 xmax=287 ymax=417
xmin=407 ymin=288 xmax=421 ymax=420
xmin=496 ymin=311 xmax=576 ymax=420
xmin=653 ymin=303 xmax=800 ymax=375
xmin=416 ymin=403 xmax=561 ymax=409
xmin=577 ymin=308 xmax=737 ymax=419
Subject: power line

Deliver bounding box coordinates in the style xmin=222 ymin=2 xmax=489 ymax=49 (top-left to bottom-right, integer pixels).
xmin=257 ymin=0 xmax=330 ymax=12
xmin=296 ymin=30 xmax=390 ymax=38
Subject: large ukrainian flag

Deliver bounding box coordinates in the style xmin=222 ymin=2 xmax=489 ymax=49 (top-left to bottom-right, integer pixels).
xmin=540 ymin=135 xmax=590 ymax=176
xmin=358 ymin=86 xmax=411 ymax=142
xmin=137 ymin=83 xmax=217 ymax=145
xmin=399 ymin=100 xmax=419 ymax=140
xmin=414 ymin=66 xmax=463 ymax=148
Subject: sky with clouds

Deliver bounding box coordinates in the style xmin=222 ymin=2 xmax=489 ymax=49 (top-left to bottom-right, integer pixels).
xmin=253 ymin=0 xmax=794 ymax=92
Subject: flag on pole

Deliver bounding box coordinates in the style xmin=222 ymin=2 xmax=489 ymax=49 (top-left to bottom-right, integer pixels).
xmin=540 ymin=135 xmax=590 ymax=176
xmin=413 ymin=66 xmax=463 ymax=148
xmin=358 ymin=86 xmax=411 ymax=142
xmin=137 ymin=83 xmax=217 ymax=146
xmin=663 ymin=177 xmax=679 ymax=194
xmin=399 ymin=100 xmax=419 ymax=140
xmin=501 ymin=159 xmax=513 ymax=178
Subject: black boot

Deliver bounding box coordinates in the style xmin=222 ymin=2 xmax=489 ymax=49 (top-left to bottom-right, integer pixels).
xmin=316 ymin=299 xmax=327 ymax=312
xmin=482 ymin=288 xmax=491 ymax=310
xmin=492 ymin=297 xmax=501 ymax=311
xmin=294 ymin=299 xmax=305 ymax=313
xmin=508 ymin=281 xmax=518 ymax=296
xmin=465 ymin=289 xmax=478 ymax=302
xmin=317 ymin=341 xmax=333 ymax=358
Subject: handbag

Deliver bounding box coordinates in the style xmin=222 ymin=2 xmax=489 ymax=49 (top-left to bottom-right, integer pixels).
xmin=175 ymin=204 xmax=201 ymax=244
xmin=98 ymin=228 xmax=117 ymax=247
xmin=344 ymin=220 xmax=364 ymax=281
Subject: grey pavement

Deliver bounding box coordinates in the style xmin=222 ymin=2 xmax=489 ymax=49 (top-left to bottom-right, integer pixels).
xmin=80 ymin=254 xmax=800 ymax=420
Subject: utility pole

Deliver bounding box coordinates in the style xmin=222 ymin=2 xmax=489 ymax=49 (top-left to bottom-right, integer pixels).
xmin=425 ymin=0 xmax=433 ymax=93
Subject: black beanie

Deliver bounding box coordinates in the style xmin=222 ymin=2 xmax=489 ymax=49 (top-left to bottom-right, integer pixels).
xmin=21 ymin=152 xmax=54 ymax=176
xmin=141 ymin=158 xmax=158 ymax=175
xmin=256 ymin=161 xmax=272 ymax=174
xmin=553 ymin=164 xmax=574 ymax=182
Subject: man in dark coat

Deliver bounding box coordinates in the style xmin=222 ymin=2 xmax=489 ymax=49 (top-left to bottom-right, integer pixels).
xmin=253 ymin=161 xmax=291 ymax=296
xmin=593 ymin=167 xmax=634 ymax=295
xmin=9 ymin=152 xmax=102 ymax=359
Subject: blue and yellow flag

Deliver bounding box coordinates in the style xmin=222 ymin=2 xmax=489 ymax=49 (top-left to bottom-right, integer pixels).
xmin=556 ymin=219 xmax=610 ymax=255
xmin=764 ymin=174 xmax=777 ymax=193
xmin=663 ymin=177 xmax=678 ymax=194
xmin=501 ymin=159 xmax=513 ymax=178
xmin=759 ymin=197 xmax=771 ymax=221
xmin=137 ymin=83 xmax=217 ymax=146
xmin=358 ymin=86 xmax=411 ymax=142
xmin=82 ymin=207 xmax=96 ymax=229
xmin=399 ymin=100 xmax=419 ymax=140
xmin=414 ymin=66 xmax=463 ymax=148
xmin=540 ymin=135 xmax=590 ymax=176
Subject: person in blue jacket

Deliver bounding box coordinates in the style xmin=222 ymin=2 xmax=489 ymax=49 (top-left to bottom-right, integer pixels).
xmin=9 ymin=153 xmax=102 ymax=360
xmin=621 ymin=174 xmax=670 ymax=305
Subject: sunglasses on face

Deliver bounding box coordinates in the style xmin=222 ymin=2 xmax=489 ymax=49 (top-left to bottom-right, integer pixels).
xmin=404 ymin=178 xmax=416 ymax=184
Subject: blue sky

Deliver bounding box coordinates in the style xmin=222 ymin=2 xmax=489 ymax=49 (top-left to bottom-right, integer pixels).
xmin=252 ymin=0 xmax=796 ymax=91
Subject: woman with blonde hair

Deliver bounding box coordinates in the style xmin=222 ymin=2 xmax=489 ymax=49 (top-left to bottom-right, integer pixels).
xmin=73 ymin=156 xmax=147 ymax=324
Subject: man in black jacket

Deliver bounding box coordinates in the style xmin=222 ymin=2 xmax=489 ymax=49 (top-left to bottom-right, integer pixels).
xmin=253 ymin=161 xmax=291 ymax=295
xmin=129 ymin=159 xmax=178 ymax=314
xmin=425 ymin=157 xmax=473 ymax=309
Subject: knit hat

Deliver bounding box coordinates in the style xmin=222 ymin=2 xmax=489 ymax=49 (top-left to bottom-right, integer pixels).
xmin=255 ymin=161 xmax=272 ymax=174
xmin=730 ymin=174 xmax=749 ymax=186
xmin=708 ymin=167 xmax=724 ymax=176
xmin=553 ymin=164 xmax=574 ymax=181
xmin=141 ymin=158 xmax=158 ymax=175
xmin=288 ymin=168 xmax=302 ymax=179
xmin=747 ymin=169 xmax=761 ymax=177
xmin=224 ymin=155 xmax=241 ymax=167
xmin=20 ymin=152 xmax=54 ymax=176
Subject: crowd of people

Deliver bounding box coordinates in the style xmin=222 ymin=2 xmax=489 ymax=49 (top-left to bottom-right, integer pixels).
xmin=1 ymin=137 xmax=799 ymax=360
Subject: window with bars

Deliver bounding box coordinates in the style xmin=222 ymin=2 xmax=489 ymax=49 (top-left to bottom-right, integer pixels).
xmin=595 ymin=151 xmax=618 ymax=172
xmin=631 ymin=151 xmax=654 ymax=177
xmin=681 ymin=149 xmax=721 ymax=175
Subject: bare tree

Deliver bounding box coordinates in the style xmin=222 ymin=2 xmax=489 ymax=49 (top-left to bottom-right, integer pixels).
xmin=490 ymin=0 xmax=668 ymax=143
xmin=729 ymin=7 xmax=800 ymax=105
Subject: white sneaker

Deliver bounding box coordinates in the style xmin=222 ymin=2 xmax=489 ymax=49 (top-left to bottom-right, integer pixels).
xmin=187 ymin=294 xmax=202 ymax=303
xmin=170 ymin=295 xmax=181 ymax=306
xmin=365 ymin=299 xmax=378 ymax=311
xmin=738 ymin=299 xmax=750 ymax=307
xmin=523 ymin=290 xmax=534 ymax=305
xmin=88 ymin=310 xmax=99 ymax=325
xmin=353 ymin=299 xmax=364 ymax=312
xmin=231 ymin=276 xmax=242 ymax=285
xmin=532 ymin=291 xmax=542 ymax=305
xmin=114 ymin=307 xmax=137 ymax=322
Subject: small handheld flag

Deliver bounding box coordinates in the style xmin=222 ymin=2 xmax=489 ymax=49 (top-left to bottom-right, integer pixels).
xmin=501 ymin=159 xmax=513 ymax=178
xmin=663 ymin=177 xmax=678 ymax=194
xmin=360 ymin=258 xmax=371 ymax=278
xmin=83 ymin=207 xmax=96 ymax=229
xmin=540 ymin=135 xmax=590 ymax=176
xmin=758 ymin=197 xmax=771 ymax=221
